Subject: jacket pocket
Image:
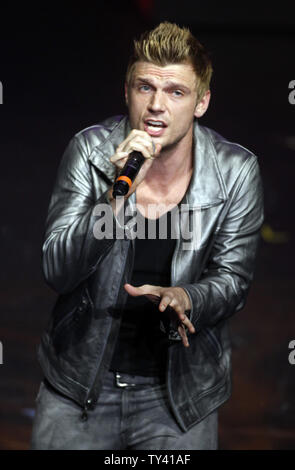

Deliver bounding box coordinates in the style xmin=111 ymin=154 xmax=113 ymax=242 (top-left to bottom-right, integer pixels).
xmin=51 ymin=284 xmax=93 ymax=353
xmin=202 ymin=327 xmax=223 ymax=360
xmin=175 ymin=328 xmax=226 ymax=406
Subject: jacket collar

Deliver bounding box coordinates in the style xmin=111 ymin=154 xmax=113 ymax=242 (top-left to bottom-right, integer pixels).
xmin=90 ymin=116 xmax=228 ymax=209
xmin=89 ymin=116 xmax=130 ymax=183
xmin=184 ymin=119 xmax=228 ymax=209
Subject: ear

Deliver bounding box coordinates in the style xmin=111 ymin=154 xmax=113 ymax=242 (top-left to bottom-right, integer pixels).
xmin=124 ymin=82 xmax=129 ymax=106
xmin=194 ymin=90 xmax=211 ymax=118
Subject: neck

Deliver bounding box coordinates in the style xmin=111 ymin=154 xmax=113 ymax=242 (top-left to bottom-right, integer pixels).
xmin=146 ymin=132 xmax=194 ymax=186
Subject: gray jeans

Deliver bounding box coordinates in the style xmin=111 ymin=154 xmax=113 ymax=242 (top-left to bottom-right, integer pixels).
xmin=30 ymin=370 xmax=218 ymax=450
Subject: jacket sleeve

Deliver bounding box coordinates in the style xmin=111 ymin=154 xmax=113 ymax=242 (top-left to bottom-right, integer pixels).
xmin=182 ymin=154 xmax=264 ymax=330
xmin=42 ymin=135 xmax=118 ymax=294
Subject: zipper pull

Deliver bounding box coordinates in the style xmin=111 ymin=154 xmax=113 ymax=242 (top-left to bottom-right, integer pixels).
xmin=80 ymin=397 xmax=94 ymax=421
xmin=80 ymin=408 xmax=88 ymax=421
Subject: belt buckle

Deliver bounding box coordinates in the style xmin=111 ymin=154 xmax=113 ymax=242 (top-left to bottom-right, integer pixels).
xmin=115 ymin=372 xmax=136 ymax=388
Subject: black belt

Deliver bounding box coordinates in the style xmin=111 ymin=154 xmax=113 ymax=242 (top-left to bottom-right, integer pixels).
xmin=111 ymin=371 xmax=164 ymax=388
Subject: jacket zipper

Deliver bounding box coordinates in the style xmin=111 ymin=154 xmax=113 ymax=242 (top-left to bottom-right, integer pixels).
xmin=80 ymin=238 xmax=133 ymax=421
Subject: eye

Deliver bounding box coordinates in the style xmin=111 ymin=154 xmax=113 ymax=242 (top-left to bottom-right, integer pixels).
xmin=172 ymin=90 xmax=184 ymax=97
xmin=139 ymin=85 xmax=151 ymax=92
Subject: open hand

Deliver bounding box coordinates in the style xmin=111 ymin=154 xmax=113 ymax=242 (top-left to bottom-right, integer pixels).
xmin=124 ymin=283 xmax=195 ymax=347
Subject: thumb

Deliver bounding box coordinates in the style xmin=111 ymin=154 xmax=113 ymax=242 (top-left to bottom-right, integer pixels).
xmin=124 ymin=283 xmax=145 ymax=297
xmin=124 ymin=283 xmax=157 ymax=297
xmin=154 ymin=143 xmax=162 ymax=157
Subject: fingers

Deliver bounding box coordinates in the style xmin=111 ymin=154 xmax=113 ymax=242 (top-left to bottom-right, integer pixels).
xmin=109 ymin=131 xmax=162 ymax=196
xmin=124 ymin=283 xmax=195 ymax=347
xmin=161 ymin=295 xmax=191 ymax=347
xmin=178 ymin=324 xmax=190 ymax=348
xmin=167 ymin=303 xmax=195 ymax=335
xmin=172 ymin=304 xmax=195 ymax=334
xmin=183 ymin=317 xmax=195 ymax=335
xmin=111 ymin=129 xmax=158 ymax=166
xmin=154 ymin=143 xmax=162 ymax=157
xmin=158 ymin=293 xmax=173 ymax=312
xmin=110 ymin=150 xmax=129 ymax=169
xmin=158 ymin=291 xmax=195 ymax=336
xmin=121 ymin=129 xmax=156 ymax=156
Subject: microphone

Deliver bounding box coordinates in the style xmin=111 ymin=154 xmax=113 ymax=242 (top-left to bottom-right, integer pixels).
xmin=112 ymin=151 xmax=145 ymax=198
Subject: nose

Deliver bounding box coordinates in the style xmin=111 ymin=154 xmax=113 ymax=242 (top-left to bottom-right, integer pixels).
xmin=148 ymin=90 xmax=165 ymax=113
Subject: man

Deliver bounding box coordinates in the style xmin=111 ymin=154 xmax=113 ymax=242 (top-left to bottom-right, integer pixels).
xmin=31 ymin=22 xmax=264 ymax=450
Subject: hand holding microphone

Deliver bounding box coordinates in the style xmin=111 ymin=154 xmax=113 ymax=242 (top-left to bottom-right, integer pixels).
xmin=112 ymin=150 xmax=146 ymax=197
xmin=109 ymin=129 xmax=161 ymax=199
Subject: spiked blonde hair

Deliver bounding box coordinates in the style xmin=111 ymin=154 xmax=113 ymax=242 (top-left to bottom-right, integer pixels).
xmin=126 ymin=22 xmax=213 ymax=102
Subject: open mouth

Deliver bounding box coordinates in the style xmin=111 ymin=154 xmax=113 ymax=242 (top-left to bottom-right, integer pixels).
xmin=145 ymin=120 xmax=167 ymax=130
xmin=144 ymin=120 xmax=167 ymax=136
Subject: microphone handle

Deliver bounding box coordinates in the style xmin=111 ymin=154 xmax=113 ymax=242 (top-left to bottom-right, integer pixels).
xmin=112 ymin=151 xmax=145 ymax=197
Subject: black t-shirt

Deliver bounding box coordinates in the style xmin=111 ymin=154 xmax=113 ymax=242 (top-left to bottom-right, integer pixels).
xmin=110 ymin=208 xmax=177 ymax=377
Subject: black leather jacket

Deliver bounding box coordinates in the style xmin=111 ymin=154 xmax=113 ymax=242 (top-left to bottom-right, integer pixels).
xmin=38 ymin=115 xmax=264 ymax=430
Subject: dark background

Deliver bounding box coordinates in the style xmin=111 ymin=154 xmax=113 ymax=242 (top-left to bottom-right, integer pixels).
xmin=0 ymin=0 xmax=295 ymax=449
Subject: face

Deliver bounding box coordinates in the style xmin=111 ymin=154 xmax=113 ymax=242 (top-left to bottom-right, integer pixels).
xmin=125 ymin=61 xmax=210 ymax=152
